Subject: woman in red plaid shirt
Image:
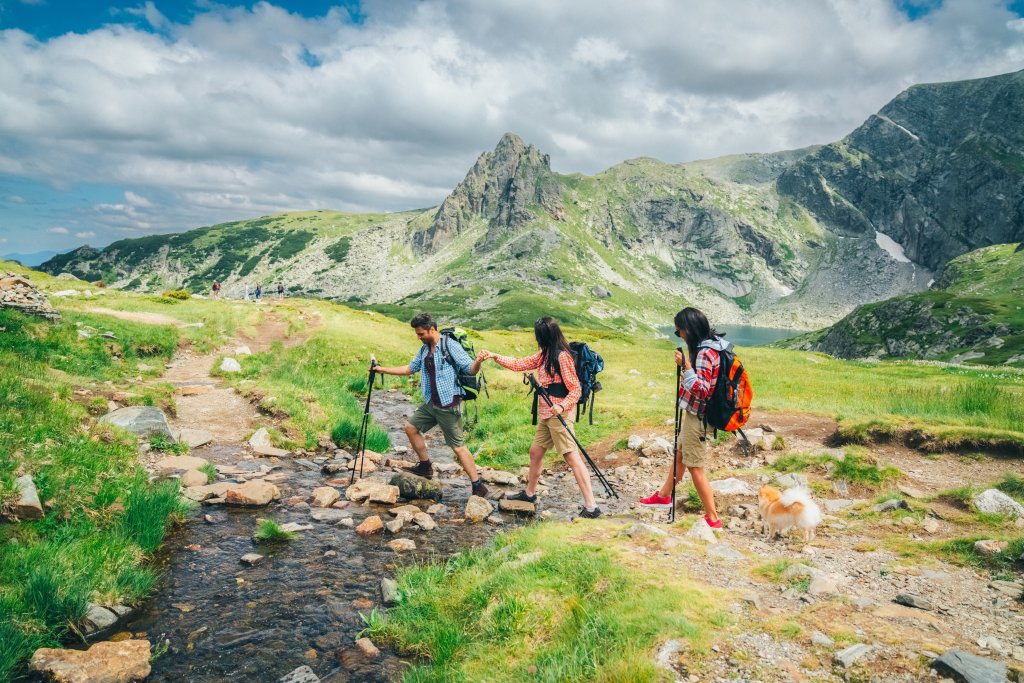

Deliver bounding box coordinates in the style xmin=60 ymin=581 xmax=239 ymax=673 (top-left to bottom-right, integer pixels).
xmin=479 ymin=316 xmax=601 ymax=519
xmin=640 ymin=307 xmax=724 ymax=529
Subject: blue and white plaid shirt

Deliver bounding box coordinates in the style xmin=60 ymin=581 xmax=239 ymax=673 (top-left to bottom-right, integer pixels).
xmin=409 ymin=339 xmax=473 ymax=407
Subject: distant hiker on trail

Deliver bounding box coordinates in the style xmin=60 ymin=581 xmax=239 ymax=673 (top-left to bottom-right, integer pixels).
xmin=371 ymin=312 xmax=489 ymax=498
xmin=480 ymin=316 xmax=602 ymax=518
xmin=640 ymin=306 xmax=723 ymax=529
xmin=212 ymin=280 xmax=220 ymax=299
xmin=277 ymin=282 xmax=284 ymax=299
xmin=255 ymin=283 xmax=262 ymax=301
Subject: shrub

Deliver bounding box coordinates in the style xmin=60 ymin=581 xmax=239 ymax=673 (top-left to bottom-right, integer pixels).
xmin=160 ymin=290 xmax=191 ymax=300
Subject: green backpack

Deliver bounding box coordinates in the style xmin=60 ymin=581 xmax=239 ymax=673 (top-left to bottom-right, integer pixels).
xmin=439 ymin=327 xmax=489 ymax=425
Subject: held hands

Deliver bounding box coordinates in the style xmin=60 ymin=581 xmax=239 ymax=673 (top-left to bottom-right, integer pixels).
xmin=476 ymin=350 xmax=491 ymax=363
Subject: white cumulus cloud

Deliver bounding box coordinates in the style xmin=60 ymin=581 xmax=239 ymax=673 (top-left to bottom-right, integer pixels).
xmin=0 ymin=0 xmax=1022 ymax=250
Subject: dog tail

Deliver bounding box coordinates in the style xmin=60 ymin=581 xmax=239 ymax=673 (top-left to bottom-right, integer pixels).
xmin=780 ymin=487 xmax=822 ymax=528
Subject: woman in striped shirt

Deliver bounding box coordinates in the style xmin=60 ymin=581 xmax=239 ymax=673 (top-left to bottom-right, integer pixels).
xmin=480 ymin=316 xmax=601 ymax=518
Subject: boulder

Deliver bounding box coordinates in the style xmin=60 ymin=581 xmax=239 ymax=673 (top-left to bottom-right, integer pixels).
xmin=181 ymin=482 xmax=232 ymax=502
xmin=99 ymin=406 xmax=173 ymax=440
xmin=346 ymin=480 xmax=399 ymax=504
xmin=412 ymin=512 xmax=436 ymax=530
xmin=172 ymin=428 xmax=214 ymax=448
xmin=180 ymin=469 xmax=209 ymax=488
xmin=641 ymin=437 xmax=672 ymax=458
xmin=220 ymin=357 xmax=242 ymax=373
xmin=774 ymin=472 xmax=809 ymax=488
xmin=249 ymin=428 xmax=289 ymax=457
xmin=381 ymin=578 xmax=401 ymax=606
xmin=224 ymin=480 xmax=280 ymax=506
xmin=627 ymin=435 xmax=645 ymax=450
xmin=346 ymin=456 xmax=377 ymax=474
xmin=686 ymin=520 xmax=719 ymax=543
xmin=235 ymin=345 xmax=252 ymax=356
xmin=834 ymin=644 xmax=873 ymax=668
xmin=355 ymin=515 xmax=384 ymax=536
xmin=617 ymin=523 xmax=668 ymax=538
xmin=478 ymin=468 xmax=519 ymax=486
xmin=710 ymin=478 xmax=754 ymax=496
xmin=13 ymin=474 xmax=43 ymax=520
xmin=974 ymin=539 xmax=1008 ymax=555
xmin=464 ymin=495 xmax=492 ymax=523
xmin=83 ymin=603 xmax=119 ymax=632
xmin=30 ymin=639 xmax=151 ymax=683
xmin=279 ymin=665 xmax=321 ymax=683
xmin=498 ymin=498 xmax=537 ymax=516
xmin=311 ymin=487 xmax=341 ymax=508
xmin=973 ymin=489 xmax=1024 ymax=518
xmin=354 ymin=637 xmax=380 ymax=659
xmin=388 ymin=538 xmax=416 ymax=552
xmin=930 ymin=648 xmax=1006 ymax=683
xmin=154 ymin=455 xmax=209 ymax=473
xmin=389 ymin=472 xmax=442 ymax=501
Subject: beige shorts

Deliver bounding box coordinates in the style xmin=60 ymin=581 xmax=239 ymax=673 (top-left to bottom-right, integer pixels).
xmin=531 ymin=416 xmax=577 ymax=455
xmin=678 ymin=410 xmax=708 ymax=468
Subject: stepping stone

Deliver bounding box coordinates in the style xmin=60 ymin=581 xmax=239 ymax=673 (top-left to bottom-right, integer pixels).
xmin=279 ymin=665 xmax=320 ymax=683
xmin=498 ymin=499 xmax=537 ymax=516
xmin=240 ymin=553 xmax=264 ymax=566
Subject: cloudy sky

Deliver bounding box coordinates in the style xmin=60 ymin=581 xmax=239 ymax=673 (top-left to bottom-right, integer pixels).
xmin=1 ymin=0 xmax=1023 ymax=256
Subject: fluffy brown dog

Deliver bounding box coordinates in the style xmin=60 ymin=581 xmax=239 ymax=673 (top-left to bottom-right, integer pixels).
xmin=758 ymin=485 xmax=822 ymax=541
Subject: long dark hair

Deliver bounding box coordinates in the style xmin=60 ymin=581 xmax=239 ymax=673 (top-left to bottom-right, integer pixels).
xmin=674 ymin=307 xmax=718 ymax=365
xmin=534 ymin=316 xmax=571 ymax=377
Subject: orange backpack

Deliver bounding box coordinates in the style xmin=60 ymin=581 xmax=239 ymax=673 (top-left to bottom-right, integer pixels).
xmin=702 ymin=341 xmax=753 ymax=434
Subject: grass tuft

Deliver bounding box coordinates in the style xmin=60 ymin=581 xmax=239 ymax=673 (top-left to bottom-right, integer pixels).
xmin=253 ymin=518 xmax=296 ymax=542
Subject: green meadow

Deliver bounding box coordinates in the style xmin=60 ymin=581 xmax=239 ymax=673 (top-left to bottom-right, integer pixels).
xmin=2 ymin=262 xmax=1022 ymax=679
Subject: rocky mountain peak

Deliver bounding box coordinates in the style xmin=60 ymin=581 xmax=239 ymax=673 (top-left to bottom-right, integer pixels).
xmin=413 ymin=133 xmax=564 ymax=254
xmin=777 ymin=68 xmax=1024 ymax=271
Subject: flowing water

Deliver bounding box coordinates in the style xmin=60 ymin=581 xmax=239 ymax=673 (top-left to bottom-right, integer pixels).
xmin=113 ymin=391 xmax=517 ymax=682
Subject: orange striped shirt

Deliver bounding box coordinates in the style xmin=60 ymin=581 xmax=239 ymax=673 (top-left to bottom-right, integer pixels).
xmin=493 ymin=350 xmax=581 ymax=421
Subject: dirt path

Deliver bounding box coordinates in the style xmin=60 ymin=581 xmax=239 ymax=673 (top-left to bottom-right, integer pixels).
xmin=84 ymin=307 xmax=189 ymax=327
xmin=531 ymin=406 xmax=1024 ymax=681
xmin=160 ymin=311 xmax=319 ymax=446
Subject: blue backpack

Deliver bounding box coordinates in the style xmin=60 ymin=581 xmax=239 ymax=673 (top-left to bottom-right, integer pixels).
xmin=530 ymin=342 xmax=604 ymax=425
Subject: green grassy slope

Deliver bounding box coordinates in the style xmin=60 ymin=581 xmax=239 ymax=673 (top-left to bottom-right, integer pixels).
xmin=781 ymin=243 xmax=1024 ymax=366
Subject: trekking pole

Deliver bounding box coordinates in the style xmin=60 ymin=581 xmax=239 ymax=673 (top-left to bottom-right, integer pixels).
xmin=670 ymin=347 xmax=683 ymax=523
xmin=349 ymin=355 xmax=379 ymax=484
xmin=524 ymin=374 xmax=618 ymax=498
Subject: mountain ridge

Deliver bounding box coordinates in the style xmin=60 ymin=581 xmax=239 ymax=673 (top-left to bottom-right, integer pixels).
xmin=40 ymin=69 xmax=1024 ymax=334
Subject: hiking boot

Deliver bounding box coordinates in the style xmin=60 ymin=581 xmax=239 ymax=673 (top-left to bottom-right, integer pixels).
xmin=402 ymin=460 xmax=434 ymax=479
xmin=704 ymin=514 xmax=723 ymax=529
xmin=577 ymin=506 xmax=602 ymax=519
xmin=639 ymin=492 xmax=671 ymax=507
xmin=471 ymin=480 xmax=489 ymax=498
xmin=506 ymin=490 xmax=537 ymax=503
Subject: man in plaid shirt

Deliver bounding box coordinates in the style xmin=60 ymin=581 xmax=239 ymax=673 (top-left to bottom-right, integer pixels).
xmin=372 ymin=312 xmax=489 ymax=498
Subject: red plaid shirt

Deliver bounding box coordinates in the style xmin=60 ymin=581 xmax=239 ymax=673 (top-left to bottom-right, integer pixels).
xmin=679 ymin=347 xmax=720 ymax=418
xmin=493 ymin=350 xmax=581 ymax=421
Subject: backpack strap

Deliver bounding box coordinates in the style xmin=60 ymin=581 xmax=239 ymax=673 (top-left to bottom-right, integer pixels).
xmin=531 ymin=387 xmax=539 ymax=426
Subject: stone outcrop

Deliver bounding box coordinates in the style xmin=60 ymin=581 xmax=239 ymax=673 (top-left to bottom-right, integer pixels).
xmin=389 ymin=472 xmax=443 ymax=501
xmin=0 ymin=272 xmax=60 ymax=320
xmin=413 ymin=133 xmax=565 ymax=254
xmin=100 ymin=406 xmax=174 ymax=440
xmin=30 ymin=639 xmax=151 ymax=683
xmin=778 ymin=70 xmax=1024 ymax=271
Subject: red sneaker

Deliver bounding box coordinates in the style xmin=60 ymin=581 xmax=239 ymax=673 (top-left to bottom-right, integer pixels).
xmin=704 ymin=515 xmax=723 ymax=529
xmin=639 ymin=492 xmax=672 ymax=507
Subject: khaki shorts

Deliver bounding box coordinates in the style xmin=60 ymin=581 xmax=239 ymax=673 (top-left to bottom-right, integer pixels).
xmin=678 ymin=410 xmax=708 ymax=468
xmin=408 ymin=401 xmax=464 ymax=449
xmin=532 ymin=416 xmax=577 ymax=455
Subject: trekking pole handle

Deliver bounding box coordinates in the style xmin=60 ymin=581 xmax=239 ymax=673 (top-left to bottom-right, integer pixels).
xmin=370 ymin=354 xmax=378 ymax=368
